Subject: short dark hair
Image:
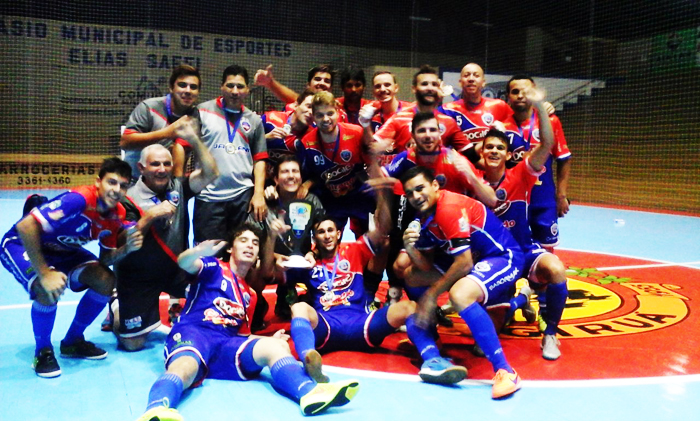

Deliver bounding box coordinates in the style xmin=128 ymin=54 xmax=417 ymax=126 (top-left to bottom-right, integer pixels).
xmin=307 ymin=64 xmax=334 ymax=85
xmin=483 ymin=128 xmax=509 ymax=146
xmin=506 ymin=74 xmax=535 ymax=93
xmin=399 ymin=166 xmax=435 ymax=186
xmin=99 ymin=157 xmax=132 ymax=180
xmin=221 ymin=65 xmax=249 ymax=85
xmin=411 ymin=112 xmax=437 ymax=134
xmin=169 ymin=65 xmax=201 ymax=89
xmin=296 ymin=88 xmax=316 ymax=105
xmin=412 ymin=64 xmax=438 ymax=86
xmin=340 ymin=66 xmax=366 ymax=87
xmin=372 ymin=70 xmax=396 ymax=84
xmin=229 ymin=222 xmax=266 ymax=251
xmin=312 ymin=214 xmax=337 ymax=233
xmin=274 ymin=155 xmax=301 ymax=177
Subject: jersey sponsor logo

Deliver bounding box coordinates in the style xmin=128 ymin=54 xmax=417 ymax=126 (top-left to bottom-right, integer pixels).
xmin=203 ymin=307 xmax=240 ymax=327
xmin=340 ymin=150 xmax=352 ymax=162
xmin=322 ymin=164 xmax=353 ymax=181
xmin=57 ymin=234 xmax=91 ymax=247
xmin=213 ymin=296 xmax=246 ymax=319
xmin=487 ymin=265 xmax=519 ymax=291
xmin=551 ymin=223 xmax=559 ymax=236
xmin=320 ymin=289 xmax=354 ymax=311
xmin=504 ymin=278 xmax=691 ymax=340
xmin=47 ymin=200 xmax=62 ymax=210
xmin=481 ymin=112 xmax=494 ymax=126
xmin=464 ymin=128 xmax=489 ymax=140
xmin=511 ymin=145 xmax=528 ymax=163
xmin=124 ymin=315 xmax=142 ymax=330
xmin=342 ymin=134 xmax=354 ymax=141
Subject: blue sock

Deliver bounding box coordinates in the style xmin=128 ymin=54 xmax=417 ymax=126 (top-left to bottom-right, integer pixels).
xmin=459 ymin=303 xmax=512 ymax=373
xmin=405 ymin=315 xmax=441 ymax=361
xmin=32 ymin=301 xmax=57 ymax=355
xmin=291 ymin=318 xmax=316 ymax=360
xmin=505 ymin=293 xmax=529 ymax=321
xmin=544 ymin=282 xmax=568 ymax=335
xmin=63 ymin=289 xmax=110 ymax=345
xmin=146 ymin=373 xmax=184 ymax=411
xmin=270 ymin=356 xmax=315 ymax=401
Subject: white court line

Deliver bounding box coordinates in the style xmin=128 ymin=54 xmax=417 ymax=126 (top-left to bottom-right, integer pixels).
xmin=558 ymin=247 xmax=700 ymax=271
xmin=325 ymin=365 xmax=700 ymax=388
xmin=596 ymin=261 xmax=700 ymax=271
xmin=0 ymin=300 xmax=79 ymax=310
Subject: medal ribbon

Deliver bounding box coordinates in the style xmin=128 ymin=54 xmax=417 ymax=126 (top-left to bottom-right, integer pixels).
xmin=322 ymin=254 xmax=340 ymax=294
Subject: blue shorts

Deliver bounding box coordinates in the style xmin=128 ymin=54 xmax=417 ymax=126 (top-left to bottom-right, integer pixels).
xmin=164 ymin=322 xmax=262 ymax=385
xmin=1 ymin=237 xmax=96 ymax=299
xmin=431 ymin=249 xmax=523 ymax=308
xmin=314 ymin=306 xmax=393 ymax=353
xmin=529 ymin=205 xmax=559 ymax=247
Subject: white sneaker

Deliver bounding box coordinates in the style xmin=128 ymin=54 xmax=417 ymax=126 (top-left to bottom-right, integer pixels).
xmin=541 ymin=334 xmax=561 ymax=360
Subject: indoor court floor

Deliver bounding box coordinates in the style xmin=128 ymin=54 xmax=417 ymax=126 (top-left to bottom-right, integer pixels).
xmin=1 ymin=190 xmax=699 ymax=421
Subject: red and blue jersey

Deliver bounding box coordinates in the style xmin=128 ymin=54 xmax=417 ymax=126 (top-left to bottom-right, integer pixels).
xmin=337 ymin=97 xmax=372 ymax=126
xmin=6 ymin=185 xmax=126 ymax=252
xmin=476 ymin=159 xmax=545 ymax=252
xmin=502 ymin=113 xmax=571 ymax=206
xmin=261 ymin=110 xmax=303 ymax=163
xmin=305 ymin=237 xmax=375 ymax=313
xmin=382 ymin=146 xmax=476 ymax=196
xmin=297 ymin=122 xmax=371 ymax=198
xmin=439 ymin=97 xmax=512 ymax=143
xmin=374 ymin=107 xmax=470 ymax=166
xmin=285 ymin=102 xmax=349 ymax=123
xmin=369 ymin=100 xmax=414 ymax=133
xmin=415 ymin=190 xmax=520 ymax=262
xmin=179 ymin=256 xmax=257 ymax=336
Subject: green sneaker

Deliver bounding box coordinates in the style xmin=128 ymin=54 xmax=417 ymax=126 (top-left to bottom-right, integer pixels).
xmin=135 ymin=406 xmax=183 ymax=421
xmin=300 ymin=379 xmax=359 ymax=416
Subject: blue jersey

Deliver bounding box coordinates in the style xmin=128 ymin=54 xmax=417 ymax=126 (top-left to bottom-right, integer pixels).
xmin=304 ymin=236 xmax=376 ymax=313
xmin=3 ymin=185 xmax=125 ymax=252
xmin=179 ymin=257 xmax=257 ymax=336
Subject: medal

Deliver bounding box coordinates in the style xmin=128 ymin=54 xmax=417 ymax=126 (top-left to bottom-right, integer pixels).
xmin=225 ymin=143 xmax=236 ymax=154
xmin=322 ymin=254 xmax=339 ymax=301
xmin=323 ymin=291 xmax=335 ymax=301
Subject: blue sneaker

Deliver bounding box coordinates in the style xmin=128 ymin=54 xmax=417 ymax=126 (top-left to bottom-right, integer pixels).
xmin=418 ymin=357 xmax=467 ymax=385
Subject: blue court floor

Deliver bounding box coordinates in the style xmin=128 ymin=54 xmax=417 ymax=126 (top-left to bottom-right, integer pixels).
xmin=1 ymin=191 xmax=699 ymax=421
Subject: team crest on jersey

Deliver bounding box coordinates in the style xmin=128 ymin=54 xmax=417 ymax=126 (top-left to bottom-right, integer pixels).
xmin=48 ymin=209 xmax=65 ymax=221
xmin=532 ymin=128 xmax=540 ymax=141
xmin=482 ymin=112 xmax=494 ymax=126
xmin=493 ymin=188 xmax=510 ymax=216
xmin=551 ymin=223 xmax=559 ymax=236
xmin=340 ymin=150 xmax=352 ymax=162
xmin=241 ymin=118 xmax=251 ymax=132
xmin=438 ymin=123 xmax=446 ymax=134
xmin=474 ymin=261 xmax=492 ymax=273
xmin=167 ymin=190 xmax=180 ymax=206
xmin=337 ymin=259 xmax=350 ymax=271
xmin=435 ymin=174 xmax=447 ymax=187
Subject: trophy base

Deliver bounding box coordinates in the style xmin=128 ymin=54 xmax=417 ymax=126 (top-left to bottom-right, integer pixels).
xmin=282 ymin=254 xmax=313 ymax=269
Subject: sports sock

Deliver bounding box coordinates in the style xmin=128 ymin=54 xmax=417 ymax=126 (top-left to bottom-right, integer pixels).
xmin=270 ymin=356 xmax=315 ymax=400
xmin=543 ymin=282 xmax=568 ymax=335
xmin=405 ymin=315 xmax=441 ymax=361
xmin=63 ymin=289 xmax=110 ymax=345
xmin=32 ymin=301 xmax=57 ymax=355
xmin=505 ymin=293 xmax=529 ymax=321
xmin=459 ymin=303 xmax=512 ymax=373
xmin=290 ymin=317 xmax=316 ymax=360
xmin=145 ymin=373 xmax=184 ymax=411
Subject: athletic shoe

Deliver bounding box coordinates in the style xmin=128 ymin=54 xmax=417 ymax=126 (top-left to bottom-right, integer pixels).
xmin=440 ymin=300 xmax=456 ymax=314
xmin=418 ymin=357 xmax=467 ymax=384
xmin=522 ymin=301 xmax=537 ymax=324
xmin=33 ymin=347 xmax=61 ymax=378
xmin=435 ymin=307 xmax=454 ymax=328
xmin=491 ymin=369 xmax=521 ymax=399
xmin=304 ymin=349 xmax=329 ymax=383
xmin=134 ymin=406 xmax=183 ymax=421
xmin=60 ymin=339 xmax=108 ymax=360
xmin=299 ymin=379 xmax=360 ymax=416
xmin=541 ymin=334 xmax=561 ymax=360
xmin=368 ymin=298 xmax=382 ymax=312
xmin=537 ymin=314 xmax=548 ymax=333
